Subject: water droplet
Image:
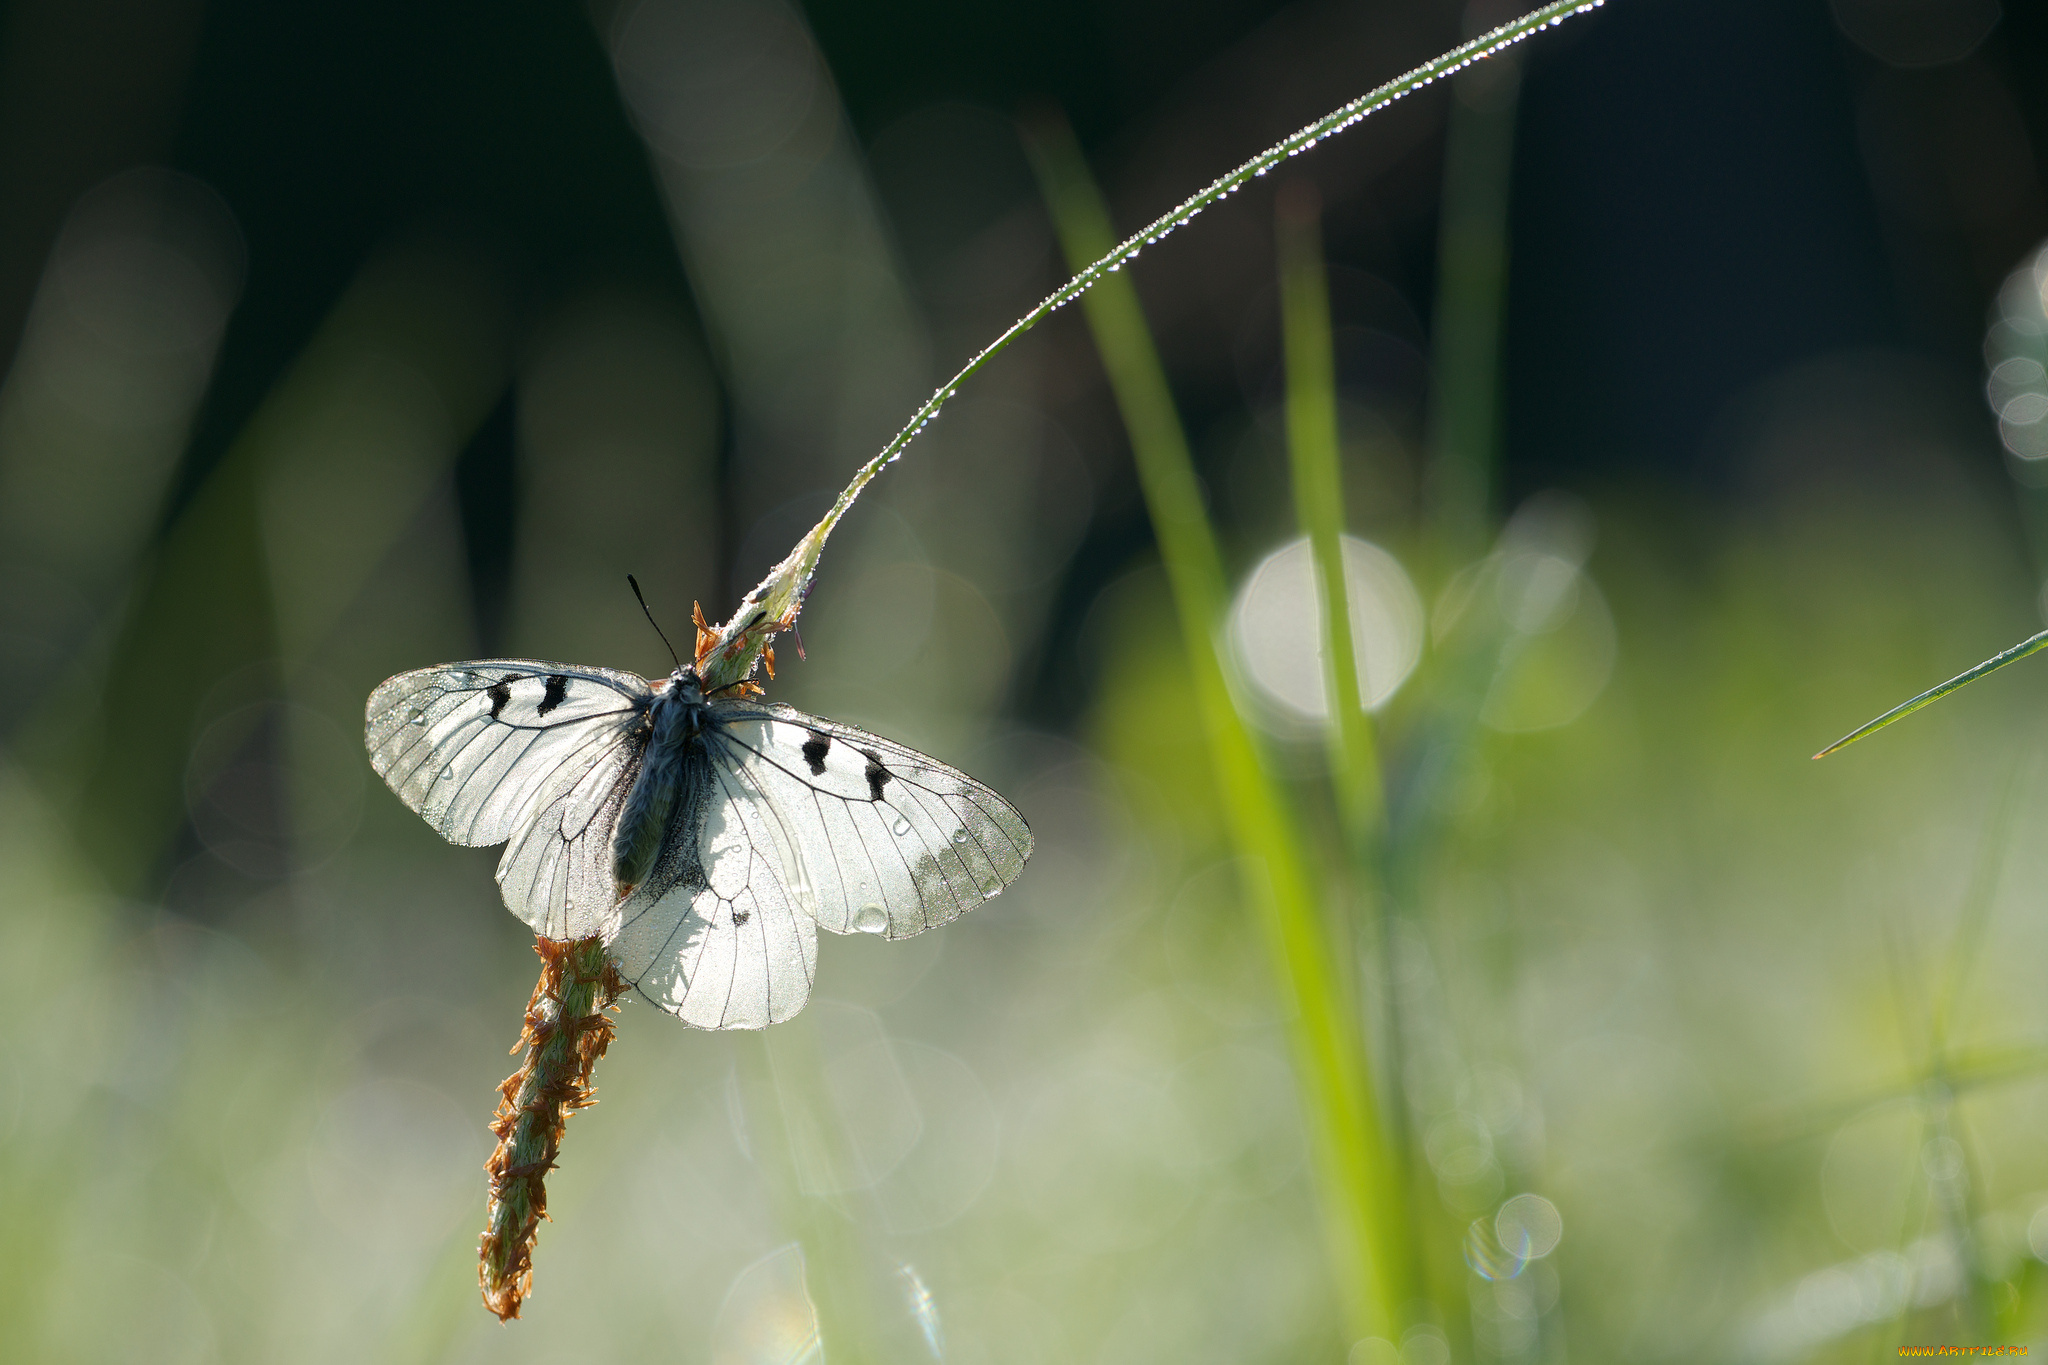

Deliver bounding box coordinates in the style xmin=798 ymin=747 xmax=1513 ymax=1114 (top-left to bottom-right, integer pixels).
xmin=950 ymin=828 xmax=968 ymax=845
xmin=408 ymin=710 xmax=426 ymax=726
xmin=440 ymin=764 xmax=455 ymax=780
xmin=892 ymin=817 xmax=911 ymax=836
xmin=853 ymin=903 xmax=888 ymax=934
xmin=981 ymin=882 xmax=1002 ymax=900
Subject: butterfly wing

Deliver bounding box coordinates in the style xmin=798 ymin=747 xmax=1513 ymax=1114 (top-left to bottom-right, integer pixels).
xmin=365 ymin=660 xmax=653 ymax=939
xmin=371 ymin=669 xmax=1031 ymax=1029
xmin=607 ymin=747 xmax=819 ymax=1029
xmin=704 ymin=701 xmax=1033 ymax=939
xmin=605 ymin=702 xmax=1030 ymax=1030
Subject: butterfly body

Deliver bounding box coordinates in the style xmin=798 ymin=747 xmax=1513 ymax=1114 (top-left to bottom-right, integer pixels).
xmin=613 ymin=669 xmax=709 ymax=894
xmin=366 ymin=658 xmax=1031 ymax=1030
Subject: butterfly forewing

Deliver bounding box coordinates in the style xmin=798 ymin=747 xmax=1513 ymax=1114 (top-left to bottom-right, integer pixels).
xmin=704 ymin=703 xmax=1033 ymax=941
xmin=367 ymin=661 xmax=652 ymax=845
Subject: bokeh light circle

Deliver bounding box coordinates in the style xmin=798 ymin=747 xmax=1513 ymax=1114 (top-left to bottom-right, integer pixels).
xmin=2026 ymin=1203 xmax=2048 ymax=1263
xmin=1987 ymin=240 xmax=2048 ymax=477
xmin=1228 ymin=534 xmax=1423 ymax=722
xmin=1496 ymin=1192 xmax=1564 ymax=1261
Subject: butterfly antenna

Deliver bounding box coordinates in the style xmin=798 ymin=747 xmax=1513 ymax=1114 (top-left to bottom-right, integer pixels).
xmin=627 ymin=574 xmax=683 ymax=670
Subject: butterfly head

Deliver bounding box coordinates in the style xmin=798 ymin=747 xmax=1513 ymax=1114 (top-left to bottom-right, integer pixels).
xmin=663 ymin=665 xmax=705 ymax=702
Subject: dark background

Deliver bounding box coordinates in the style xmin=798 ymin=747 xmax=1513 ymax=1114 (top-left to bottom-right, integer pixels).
xmin=10 ymin=0 xmax=2034 ymax=631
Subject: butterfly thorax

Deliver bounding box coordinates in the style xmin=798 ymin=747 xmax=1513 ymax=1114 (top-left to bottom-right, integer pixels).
xmin=612 ymin=668 xmax=713 ymax=896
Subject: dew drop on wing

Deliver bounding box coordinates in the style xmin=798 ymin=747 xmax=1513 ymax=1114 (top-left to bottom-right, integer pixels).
xmin=892 ymin=817 xmax=911 ymax=837
xmin=853 ymin=904 xmax=888 ymax=934
xmin=408 ymin=710 xmax=426 ymax=726
xmin=950 ymin=828 xmax=968 ymax=845
xmin=440 ymin=763 xmax=455 ymax=779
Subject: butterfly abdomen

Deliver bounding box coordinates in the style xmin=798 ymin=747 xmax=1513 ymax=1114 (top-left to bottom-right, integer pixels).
xmin=612 ymin=759 xmax=676 ymax=895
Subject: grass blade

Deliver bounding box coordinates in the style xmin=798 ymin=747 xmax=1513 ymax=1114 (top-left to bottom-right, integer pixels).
xmin=1813 ymin=629 xmax=2048 ymax=758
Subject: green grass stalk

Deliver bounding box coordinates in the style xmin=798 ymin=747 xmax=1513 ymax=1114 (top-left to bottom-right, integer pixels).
xmin=1274 ymin=179 xmax=1427 ymax=1330
xmin=1276 ymin=181 xmax=1385 ymax=845
xmin=1930 ymin=759 xmax=2024 ymax=1052
xmin=1915 ymin=767 xmax=2026 ymax=1340
xmin=1425 ymin=51 xmax=1523 ymax=559
xmin=755 ymin=1013 xmax=884 ymax=1365
xmin=1025 ymin=115 xmax=1410 ymax=1346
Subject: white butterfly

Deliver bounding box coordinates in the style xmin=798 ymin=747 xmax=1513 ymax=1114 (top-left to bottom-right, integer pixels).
xmin=364 ymin=659 xmax=1032 ymax=1029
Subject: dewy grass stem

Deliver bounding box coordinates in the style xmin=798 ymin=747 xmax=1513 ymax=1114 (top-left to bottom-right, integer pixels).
xmin=702 ymin=0 xmax=1607 ymax=679
xmin=831 ymin=0 xmax=1600 ymax=512
xmin=1025 ymin=113 xmax=1411 ymax=1346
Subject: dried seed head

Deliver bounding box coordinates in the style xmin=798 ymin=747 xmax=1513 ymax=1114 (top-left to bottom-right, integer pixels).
xmin=478 ymin=936 xmax=624 ymax=1321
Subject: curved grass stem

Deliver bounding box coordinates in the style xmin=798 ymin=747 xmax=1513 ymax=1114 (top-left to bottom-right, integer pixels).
xmin=699 ymin=0 xmax=1609 ymax=687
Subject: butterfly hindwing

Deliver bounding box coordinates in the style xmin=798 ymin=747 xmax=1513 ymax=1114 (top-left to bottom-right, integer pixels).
xmin=702 ymin=702 xmax=1033 ymax=941
xmin=494 ymin=747 xmax=641 ymax=941
xmin=608 ymin=748 xmax=818 ymax=1028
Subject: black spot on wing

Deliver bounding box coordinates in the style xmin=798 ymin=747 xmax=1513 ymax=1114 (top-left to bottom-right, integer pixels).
xmin=488 ymin=680 xmax=513 ymax=719
xmin=732 ymin=908 xmax=750 ymax=926
xmin=801 ymin=730 xmax=831 ymax=776
xmin=538 ymin=674 xmax=569 ymax=716
xmin=860 ymin=748 xmax=890 ymax=802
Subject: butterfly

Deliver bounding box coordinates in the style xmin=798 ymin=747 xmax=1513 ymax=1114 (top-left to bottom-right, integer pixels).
xmin=364 ymin=656 xmax=1032 ymax=1029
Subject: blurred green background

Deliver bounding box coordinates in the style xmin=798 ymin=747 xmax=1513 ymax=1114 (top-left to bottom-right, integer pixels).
xmin=7 ymin=0 xmax=2048 ymax=1360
